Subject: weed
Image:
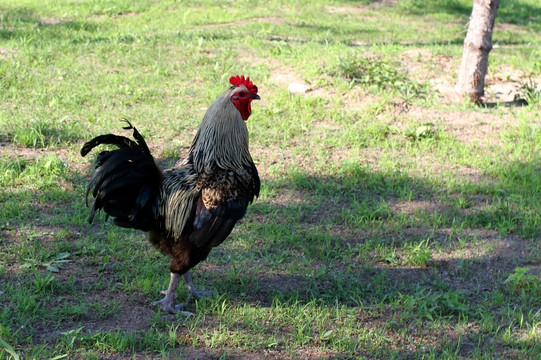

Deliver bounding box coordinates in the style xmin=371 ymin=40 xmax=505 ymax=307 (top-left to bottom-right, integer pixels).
xmin=399 ymin=289 xmax=469 ymax=320
xmin=505 ymin=267 xmax=541 ymax=296
xmin=334 ymin=56 xmax=428 ymax=101
xmin=404 ymin=123 xmax=437 ymax=142
xmin=13 ymin=122 xmax=47 ymax=148
xmin=515 ymin=78 xmax=541 ymax=106
xmin=31 ymin=269 xmax=58 ymax=295
xmin=0 ymin=336 xmax=20 ymax=360
xmin=403 ymin=238 xmax=433 ymax=266
xmin=21 ymin=252 xmax=72 ymax=273
xmin=58 ymin=327 xmax=84 ymax=353
xmin=376 ymin=245 xmax=399 ymax=265
xmin=0 ymin=155 xmax=66 ymax=188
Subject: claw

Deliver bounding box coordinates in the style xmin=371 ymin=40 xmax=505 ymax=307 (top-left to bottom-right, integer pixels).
xmin=153 ymin=272 xmax=215 ymax=314
xmin=152 ymin=298 xmax=176 ymax=313
xmin=152 ymin=296 xmax=192 ymax=315
xmin=183 ymin=272 xmax=214 ymax=300
xmin=191 ymin=290 xmax=214 ymax=300
xmin=159 ymin=290 xmax=177 ymax=299
xmin=174 ymin=303 xmax=194 ymax=316
xmin=153 ymin=273 xmax=182 ymax=313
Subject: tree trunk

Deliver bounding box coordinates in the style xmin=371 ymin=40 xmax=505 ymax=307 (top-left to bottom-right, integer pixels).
xmin=455 ymin=0 xmax=501 ymax=104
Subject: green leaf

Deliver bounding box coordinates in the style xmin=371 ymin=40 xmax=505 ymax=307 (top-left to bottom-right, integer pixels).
xmin=49 ymin=354 xmax=69 ymax=360
xmin=55 ymin=252 xmax=71 ymax=260
xmin=0 ymin=337 xmax=20 ymax=360
xmin=321 ymin=329 xmax=334 ymax=340
xmin=46 ymin=264 xmax=60 ymax=273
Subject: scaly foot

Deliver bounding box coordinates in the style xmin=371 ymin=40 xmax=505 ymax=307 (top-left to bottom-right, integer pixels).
xmin=152 ymin=273 xmax=192 ymax=315
xmin=191 ymin=290 xmax=215 ymax=300
xmin=152 ymin=291 xmax=193 ymax=315
xmin=183 ymin=272 xmax=215 ymax=300
xmin=152 ymin=292 xmax=176 ymax=313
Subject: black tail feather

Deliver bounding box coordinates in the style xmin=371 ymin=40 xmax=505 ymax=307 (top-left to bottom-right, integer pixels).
xmin=82 ymin=123 xmax=162 ymax=231
xmin=80 ymin=121 xmax=151 ymax=157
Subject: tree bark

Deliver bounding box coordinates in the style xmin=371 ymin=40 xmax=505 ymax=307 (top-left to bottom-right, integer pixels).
xmin=455 ymin=0 xmax=501 ymax=104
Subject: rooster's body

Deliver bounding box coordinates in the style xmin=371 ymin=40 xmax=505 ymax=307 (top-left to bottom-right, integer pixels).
xmin=81 ymin=76 xmax=260 ymax=313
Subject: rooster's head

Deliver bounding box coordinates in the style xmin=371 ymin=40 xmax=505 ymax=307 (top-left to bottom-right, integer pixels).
xmin=229 ymin=75 xmax=260 ymax=121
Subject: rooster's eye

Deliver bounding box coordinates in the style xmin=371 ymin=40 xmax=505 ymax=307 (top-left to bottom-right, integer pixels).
xmin=238 ymin=92 xmax=245 ymax=97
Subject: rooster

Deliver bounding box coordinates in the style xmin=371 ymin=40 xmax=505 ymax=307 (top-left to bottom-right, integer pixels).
xmin=81 ymin=75 xmax=260 ymax=313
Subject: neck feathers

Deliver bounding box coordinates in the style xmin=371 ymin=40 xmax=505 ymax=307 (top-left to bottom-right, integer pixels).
xmin=189 ymin=90 xmax=253 ymax=173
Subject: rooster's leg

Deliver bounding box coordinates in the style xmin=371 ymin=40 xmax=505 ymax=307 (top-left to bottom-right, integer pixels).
xmin=183 ymin=271 xmax=214 ymax=300
xmin=152 ymin=272 xmax=192 ymax=314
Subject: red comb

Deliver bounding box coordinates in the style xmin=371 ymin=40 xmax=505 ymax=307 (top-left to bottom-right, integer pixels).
xmin=229 ymin=75 xmax=258 ymax=94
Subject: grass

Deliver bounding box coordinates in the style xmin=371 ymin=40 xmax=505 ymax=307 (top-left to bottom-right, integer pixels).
xmin=1 ymin=0 xmax=540 ymax=359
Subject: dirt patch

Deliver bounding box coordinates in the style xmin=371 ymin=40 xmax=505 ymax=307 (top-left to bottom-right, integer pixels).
xmin=86 ymin=12 xmax=138 ymax=21
xmin=327 ymin=6 xmax=367 ymax=15
xmin=247 ymin=16 xmax=285 ymax=25
xmin=485 ymin=63 xmax=539 ymax=103
xmin=392 ymin=200 xmax=451 ymax=216
xmin=398 ymin=48 xmax=539 ymax=104
xmin=234 ymin=50 xmax=316 ymax=98
xmin=266 ymin=64 xmax=334 ymax=99
xmin=403 ymin=105 xmax=515 ymax=148
xmin=118 ymin=12 xmax=138 ymax=18
xmin=176 ymin=347 xmax=268 ymax=360
xmin=175 ymin=334 xmax=340 ymax=360
xmin=36 ymin=291 xmax=153 ymax=343
xmin=327 ymin=0 xmax=398 ymax=14
xmin=258 ymin=42 xmax=535 ymax=110
xmin=196 ymin=17 xmax=284 ymax=29
xmin=269 ymin=70 xmax=303 ymax=88
xmin=39 ymin=18 xmax=71 ymax=26
xmin=266 ymin=189 xmax=308 ymax=207
xmin=494 ymin=23 xmax=532 ymax=36
xmin=402 ymin=49 xmax=457 ymax=82
xmin=245 ymin=55 xmax=301 ymax=90
xmin=0 ymin=143 xmax=51 ymax=160
xmin=0 ymin=47 xmax=17 ymax=59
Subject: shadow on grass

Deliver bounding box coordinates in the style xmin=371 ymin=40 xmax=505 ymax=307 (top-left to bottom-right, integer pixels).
xmin=0 ymin=6 xmax=101 ymax=42
xmin=0 ymin=7 xmax=40 ymax=26
xmin=497 ymin=0 xmax=541 ymax=26
xmin=396 ymin=0 xmax=540 ymax=26
xmin=258 ymin=159 xmax=539 ymax=239
xmin=1 ymin=149 xmax=539 ymax=357
xmin=191 ymin=156 xmax=539 ymax=355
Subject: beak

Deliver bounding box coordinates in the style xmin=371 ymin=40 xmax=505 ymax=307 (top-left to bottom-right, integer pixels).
xmin=250 ymin=93 xmax=261 ymax=100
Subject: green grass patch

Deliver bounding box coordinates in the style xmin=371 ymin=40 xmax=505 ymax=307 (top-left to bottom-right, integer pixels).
xmin=0 ymin=0 xmax=540 ymax=358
